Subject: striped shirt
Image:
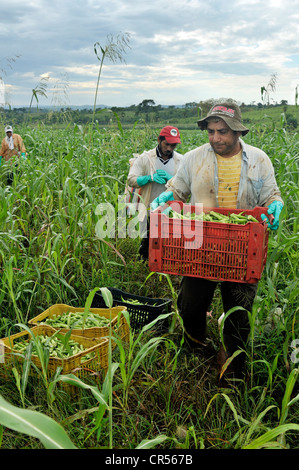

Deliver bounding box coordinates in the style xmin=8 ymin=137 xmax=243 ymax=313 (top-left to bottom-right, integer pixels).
xmin=216 ymin=150 xmax=242 ymax=208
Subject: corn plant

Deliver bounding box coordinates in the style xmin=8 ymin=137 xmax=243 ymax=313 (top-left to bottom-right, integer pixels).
xmin=91 ymin=32 xmax=131 ymax=139
xmin=111 ymin=310 xmax=176 ymax=413
xmin=29 ymin=75 xmax=49 ymax=110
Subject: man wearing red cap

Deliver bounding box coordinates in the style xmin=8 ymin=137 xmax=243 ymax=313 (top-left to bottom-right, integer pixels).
xmin=127 ymin=126 xmax=183 ymax=259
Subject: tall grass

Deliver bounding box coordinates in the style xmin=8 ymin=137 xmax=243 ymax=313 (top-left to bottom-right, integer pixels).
xmin=0 ymin=117 xmax=298 ymax=449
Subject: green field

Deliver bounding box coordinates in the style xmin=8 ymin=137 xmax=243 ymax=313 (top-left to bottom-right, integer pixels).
xmin=0 ymin=117 xmax=298 ymax=449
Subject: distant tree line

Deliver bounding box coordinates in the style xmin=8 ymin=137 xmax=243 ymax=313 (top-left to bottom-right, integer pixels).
xmin=0 ymin=98 xmax=297 ymax=130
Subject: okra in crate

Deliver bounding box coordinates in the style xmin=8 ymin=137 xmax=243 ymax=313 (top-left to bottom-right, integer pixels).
xmin=0 ymin=325 xmax=109 ymax=384
xmin=91 ymin=287 xmax=172 ymax=332
xmin=28 ymin=304 xmax=129 ymax=344
xmin=149 ymin=201 xmax=269 ymax=284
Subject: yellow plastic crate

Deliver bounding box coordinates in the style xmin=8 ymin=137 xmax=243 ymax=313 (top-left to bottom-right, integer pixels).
xmin=28 ymin=304 xmax=129 ymax=343
xmin=0 ymin=325 xmax=109 ymax=381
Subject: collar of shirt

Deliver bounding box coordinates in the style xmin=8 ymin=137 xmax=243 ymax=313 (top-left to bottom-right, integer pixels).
xmin=156 ymin=145 xmax=173 ymax=165
xmin=208 ymin=138 xmax=248 ymax=163
xmin=6 ymin=136 xmax=14 ymax=150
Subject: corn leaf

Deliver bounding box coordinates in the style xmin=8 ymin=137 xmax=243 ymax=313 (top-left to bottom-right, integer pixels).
xmin=99 ymin=287 xmax=113 ymax=309
xmin=0 ymin=394 xmax=76 ymax=449
xmin=136 ymin=434 xmax=169 ymax=449
xmin=243 ymin=424 xmax=299 ymax=449
xmin=57 ymin=373 xmax=111 ymax=408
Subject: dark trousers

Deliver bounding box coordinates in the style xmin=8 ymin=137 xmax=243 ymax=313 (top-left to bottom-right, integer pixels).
xmin=138 ymin=217 xmax=150 ymax=260
xmin=6 ymin=163 xmax=19 ymax=185
xmin=178 ymin=276 xmax=258 ymax=371
xmin=7 ymin=172 xmax=14 ymax=185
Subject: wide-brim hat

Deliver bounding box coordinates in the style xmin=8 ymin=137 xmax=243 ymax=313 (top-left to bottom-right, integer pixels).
xmin=197 ymin=102 xmax=249 ymax=136
xmin=159 ymin=126 xmax=181 ymax=144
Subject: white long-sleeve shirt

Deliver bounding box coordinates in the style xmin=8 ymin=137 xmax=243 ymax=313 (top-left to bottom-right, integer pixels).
xmin=127 ymin=147 xmax=183 ymax=219
xmin=166 ymin=139 xmax=283 ymax=209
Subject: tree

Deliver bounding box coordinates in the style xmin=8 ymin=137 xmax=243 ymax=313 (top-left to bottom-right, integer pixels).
xmin=185 ymin=102 xmax=197 ymax=109
xmin=138 ymin=99 xmax=155 ymax=108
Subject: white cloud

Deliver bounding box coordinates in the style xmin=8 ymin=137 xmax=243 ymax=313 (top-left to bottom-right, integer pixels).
xmin=1 ymin=0 xmax=299 ymax=106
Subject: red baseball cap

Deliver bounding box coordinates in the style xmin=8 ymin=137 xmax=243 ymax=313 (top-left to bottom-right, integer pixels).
xmin=159 ymin=126 xmax=181 ymax=144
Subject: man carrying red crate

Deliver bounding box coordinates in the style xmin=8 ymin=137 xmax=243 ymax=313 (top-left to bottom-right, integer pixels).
xmin=151 ymin=100 xmax=283 ymax=387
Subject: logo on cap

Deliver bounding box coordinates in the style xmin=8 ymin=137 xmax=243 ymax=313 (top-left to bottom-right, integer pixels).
xmin=170 ymin=128 xmax=178 ymax=136
xmin=211 ymin=106 xmax=235 ymax=117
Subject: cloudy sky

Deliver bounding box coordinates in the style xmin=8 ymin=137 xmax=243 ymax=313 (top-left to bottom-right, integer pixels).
xmin=1 ymin=0 xmax=299 ymax=108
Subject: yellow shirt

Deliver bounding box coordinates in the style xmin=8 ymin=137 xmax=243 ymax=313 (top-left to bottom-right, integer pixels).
xmin=216 ymin=151 xmax=242 ymax=208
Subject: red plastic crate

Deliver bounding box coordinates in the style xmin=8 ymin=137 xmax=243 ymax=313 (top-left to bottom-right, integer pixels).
xmin=149 ymin=201 xmax=269 ymax=284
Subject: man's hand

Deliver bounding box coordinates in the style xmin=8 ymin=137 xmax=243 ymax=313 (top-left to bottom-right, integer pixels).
xmin=151 ymin=191 xmax=174 ymax=210
xmin=261 ymin=201 xmax=283 ymax=230
xmin=156 ymin=169 xmax=172 ymax=182
xmin=136 ymin=175 xmax=151 ymax=186
xmin=137 ymin=173 xmax=167 ymax=186
xmin=152 ymin=172 xmax=167 ymax=184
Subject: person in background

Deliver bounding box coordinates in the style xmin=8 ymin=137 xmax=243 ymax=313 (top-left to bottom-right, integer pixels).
xmin=127 ymin=126 xmax=183 ymax=259
xmin=151 ymin=101 xmax=283 ymax=386
xmin=0 ymin=125 xmax=27 ymax=184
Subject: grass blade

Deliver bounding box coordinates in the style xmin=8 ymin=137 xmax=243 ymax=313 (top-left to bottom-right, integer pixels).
xmin=243 ymin=424 xmax=299 ymax=449
xmin=136 ymin=434 xmax=169 ymax=449
xmin=0 ymin=394 xmax=76 ymax=449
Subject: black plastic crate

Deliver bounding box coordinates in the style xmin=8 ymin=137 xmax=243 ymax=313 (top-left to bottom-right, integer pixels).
xmin=91 ymin=287 xmax=172 ymax=332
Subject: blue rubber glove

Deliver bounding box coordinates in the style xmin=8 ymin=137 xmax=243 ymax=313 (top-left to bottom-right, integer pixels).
xmin=21 ymin=152 xmax=26 ymax=160
xmin=137 ymin=173 xmax=166 ymax=186
xmin=151 ymin=191 xmax=175 ymax=210
xmin=261 ymin=201 xmax=283 ymax=230
xmin=153 ymin=173 xmax=167 ymax=184
xmin=137 ymin=175 xmax=151 ymax=186
xmin=0 ymin=156 xmax=2 ymax=167
xmin=156 ymin=169 xmax=173 ymax=181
